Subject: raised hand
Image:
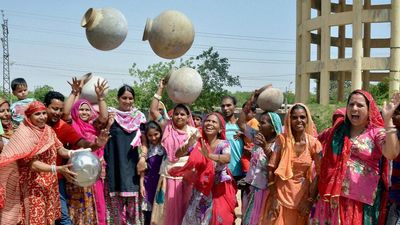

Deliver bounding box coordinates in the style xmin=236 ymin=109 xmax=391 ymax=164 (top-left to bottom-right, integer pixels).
xmin=199 ymin=139 xmax=210 ymax=158
xmin=67 ymin=77 xmax=83 ymax=96
xmin=95 ymin=79 xmax=109 ymax=99
xmin=382 ymin=92 xmax=400 ymax=121
xmin=95 ymin=129 xmax=111 ymax=147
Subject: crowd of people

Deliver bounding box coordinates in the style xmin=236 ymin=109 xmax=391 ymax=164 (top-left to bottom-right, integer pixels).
xmin=1 ymin=76 xmax=400 ymax=225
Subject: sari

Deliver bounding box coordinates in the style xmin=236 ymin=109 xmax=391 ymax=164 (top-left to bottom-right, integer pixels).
xmin=260 ymin=103 xmax=322 ymax=225
xmin=151 ymin=104 xmax=197 ymax=225
xmin=312 ymin=90 xmax=389 ymax=225
xmin=242 ymin=112 xmax=282 ymax=225
xmin=169 ymin=112 xmax=237 ymax=225
xmin=0 ymin=101 xmax=62 ymax=225
xmin=68 ymin=99 xmax=100 ymax=225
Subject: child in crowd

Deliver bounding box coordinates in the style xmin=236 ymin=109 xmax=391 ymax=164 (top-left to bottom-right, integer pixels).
xmin=241 ymin=102 xmax=259 ymax=176
xmin=192 ymin=112 xmax=202 ymax=128
xmin=10 ymin=78 xmax=35 ymax=126
xmin=140 ymin=121 xmax=166 ymax=225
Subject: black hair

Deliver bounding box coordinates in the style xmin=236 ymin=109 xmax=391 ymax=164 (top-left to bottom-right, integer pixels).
xmin=144 ymin=121 xmax=163 ymax=143
xmin=242 ymin=102 xmax=258 ymax=112
xmin=44 ymin=91 xmax=65 ymax=106
xmin=117 ymin=85 xmax=135 ymax=99
xmin=347 ymin=90 xmax=370 ymax=108
xmin=11 ymin=78 xmax=27 ymax=91
xmin=291 ymin=104 xmax=306 ymax=113
xmin=192 ymin=111 xmax=203 ymax=120
xmin=221 ymin=95 xmax=237 ymax=106
xmin=173 ymin=104 xmax=190 ymax=115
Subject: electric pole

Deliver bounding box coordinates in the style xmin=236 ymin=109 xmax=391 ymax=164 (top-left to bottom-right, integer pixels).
xmin=1 ymin=10 xmax=10 ymax=98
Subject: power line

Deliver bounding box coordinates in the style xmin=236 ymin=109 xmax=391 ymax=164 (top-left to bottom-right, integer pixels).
xmin=3 ymin=9 xmax=296 ymax=43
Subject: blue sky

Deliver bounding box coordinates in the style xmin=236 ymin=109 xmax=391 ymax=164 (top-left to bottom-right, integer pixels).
xmin=2 ymin=1 xmax=299 ymax=95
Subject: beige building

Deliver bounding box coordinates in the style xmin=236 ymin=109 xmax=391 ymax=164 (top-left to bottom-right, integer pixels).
xmin=296 ymin=0 xmax=400 ymax=104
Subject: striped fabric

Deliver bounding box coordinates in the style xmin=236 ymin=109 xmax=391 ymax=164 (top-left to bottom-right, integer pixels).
xmin=0 ymin=118 xmax=56 ymax=224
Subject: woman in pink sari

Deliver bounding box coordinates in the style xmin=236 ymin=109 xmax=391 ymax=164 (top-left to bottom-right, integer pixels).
xmin=312 ymin=90 xmax=400 ymax=225
xmin=150 ymin=80 xmax=199 ymax=225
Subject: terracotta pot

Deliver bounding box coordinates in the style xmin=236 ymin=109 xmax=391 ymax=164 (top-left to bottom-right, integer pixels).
xmin=79 ymin=73 xmax=108 ymax=104
xmin=166 ymin=67 xmax=202 ymax=104
xmin=256 ymin=86 xmax=284 ymax=112
xmin=143 ymin=10 xmax=195 ymax=59
xmin=81 ymin=8 xmax=128 ymax=51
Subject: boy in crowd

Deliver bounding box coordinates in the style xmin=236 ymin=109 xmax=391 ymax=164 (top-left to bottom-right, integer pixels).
xmin=10 ymin=78 xmax=35 ymax=126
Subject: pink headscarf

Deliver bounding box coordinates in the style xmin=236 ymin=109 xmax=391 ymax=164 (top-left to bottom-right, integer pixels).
xmin=71 ymin=99 xmax=98 ymax=142
xmin=161 ymin=104 xmax=195 ymax=162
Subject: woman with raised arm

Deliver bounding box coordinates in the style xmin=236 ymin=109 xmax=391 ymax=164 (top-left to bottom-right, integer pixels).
xmin=312 ymin=90 xmax=400 ymax=225
xmin=65 ymin=79 xmax=109 ymax=225
xmin=150 ymin=79 xmax=199 ymax=225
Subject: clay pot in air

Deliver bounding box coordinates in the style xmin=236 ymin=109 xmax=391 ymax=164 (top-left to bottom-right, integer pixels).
xmin=166 ymin=67 xmax=202 ymax=104
xmin=81 ymin=7 xmax=128 ymax=51
xmin=256 ymin=86 xmax=284 ymax=112
xmin=143 ymin=10 xmax=195 ymax=59
xmin=80 ymin=73 xmax=109 ymax=104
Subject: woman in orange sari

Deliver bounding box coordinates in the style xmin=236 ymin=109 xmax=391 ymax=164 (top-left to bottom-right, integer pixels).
xmin=261 ymin=103 xmax=322 ymax=225
xmin=0 ymin=101 xmax=76 ymax=225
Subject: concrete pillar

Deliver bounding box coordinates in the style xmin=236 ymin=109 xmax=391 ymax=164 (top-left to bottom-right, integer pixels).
xmin=352 ymin=0 xmax=363 ymax=90
xmin=338 ymin=0 xmax=346 ymax=102
xmin=300 ymin=0 xmax=311 ymax=103
xmin=295 ymin=0 xmax=302 ymax=102
xmin=362 ymin=0 xmax=371 ymax=90
xmin=390 ymin=0 xmax=400 ymax=95
xmin=320 ymin=0 xmax=330 ymax=105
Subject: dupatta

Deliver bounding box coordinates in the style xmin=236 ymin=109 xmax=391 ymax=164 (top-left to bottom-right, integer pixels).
xmin=0 ymin=101 xmax=56 ymax=224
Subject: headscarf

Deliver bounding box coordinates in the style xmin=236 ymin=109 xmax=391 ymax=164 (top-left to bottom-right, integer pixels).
xmin=0 ymin=98 xmax=13 ymax=138
xmin=169 ymin=112 xmax=226 ymax=196
xmin=108 ymin=107 xmax=146 ymax=148
xmin=274 ymin=103 xmax=318 ymax=180
xmin=332 ymin=107 xmax=346 ymax=125
xmin=161 ymin=104 xmax=195 ymax=162
xmin=267 ymin=112 xmax=283 ymax=135
xmin=318 ymin=90 xmax=388 ymax=205
xmin=0 ymin=101 xmax=57 ymax=223
xmin=71 ymin=99 xmax=98 ymax=143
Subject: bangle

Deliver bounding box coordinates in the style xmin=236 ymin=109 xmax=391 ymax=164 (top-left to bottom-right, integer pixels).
xmin=51 ymin=165 xmax=57 ymax=173
xmin=98 ymin=97 xmax=105 ymax=101
xmin=153 ymin=93 xmax=162 ymax=101
xmin=385 ymin=128 xmax=397 ymax=134
xmin=267 ymin=181 xmax=275 ymax=187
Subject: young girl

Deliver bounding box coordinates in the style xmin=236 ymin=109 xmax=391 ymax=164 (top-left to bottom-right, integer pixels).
xmin=140 ymin=121 xmax=166 ymax=225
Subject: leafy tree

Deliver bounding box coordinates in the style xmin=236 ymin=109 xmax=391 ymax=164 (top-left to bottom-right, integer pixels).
xmin=370 ymin=78 xmax=389 ymax=105
xmin=230 ymin=91 xmax=251 ymax=107
xmin=33 ymin=85 xmax=54 ymax=102
xmin=129 ymin=47 xmax=241 ymax=112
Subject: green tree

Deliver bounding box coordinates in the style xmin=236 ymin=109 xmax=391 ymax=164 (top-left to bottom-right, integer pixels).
xmin=33 ymin=85 xmax=54 ymax=102
xmin=231 ymin=91 xmax=251 ymax=107
xmin=129 ymin=47 xmax=241 ymax=111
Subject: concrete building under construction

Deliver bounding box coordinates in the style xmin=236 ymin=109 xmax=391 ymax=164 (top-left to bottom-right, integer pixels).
xmin=296 ymin=0 xmax=400 ymax=104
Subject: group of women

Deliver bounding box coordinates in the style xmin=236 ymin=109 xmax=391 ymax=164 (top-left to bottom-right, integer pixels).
xmin=0 ymin=74 xmax=399 ymax=225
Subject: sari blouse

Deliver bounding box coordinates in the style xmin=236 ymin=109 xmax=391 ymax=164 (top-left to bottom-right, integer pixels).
xmin=341 ymin=127 xmax=385 ymax=205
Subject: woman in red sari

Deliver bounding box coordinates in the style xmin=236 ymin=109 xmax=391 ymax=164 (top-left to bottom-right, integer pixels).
xmin=0 ymin=101 xmax=76 ymax=225
xmin=170 ymin=112 xmax=237 ymax=225
xmin=312 ymin=90 xmax=400 ymax=225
